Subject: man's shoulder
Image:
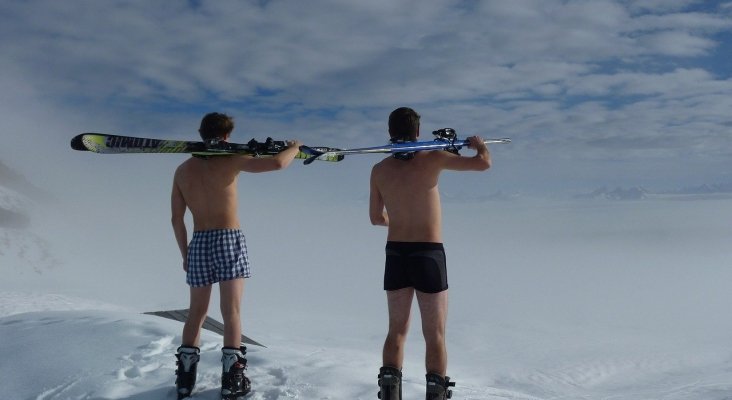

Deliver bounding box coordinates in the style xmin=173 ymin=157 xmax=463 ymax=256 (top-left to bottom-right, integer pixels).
xmin=419 ymin=149 xmax=458 ymax=168
xmin=174 ymin=159 xmax=188 ymax=174
xmin=371 ymin=156 xmax=391 ymax=170
xmin=174 ymin=157 xmax=196 ymax=172
xmin=372 ymin=153 xmax=444 ymax=170
xmin=421 ymin=150 xmax=450 ymax=160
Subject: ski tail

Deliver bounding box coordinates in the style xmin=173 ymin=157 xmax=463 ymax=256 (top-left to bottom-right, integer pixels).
xmin=487 ymin=138 xmax=512 ymax=144
xmin=300 ymin=145 xmax=337 ymax=165
xmin=71 ymin=133 xmax=192 ymax=154
xmin=299 ymin=146 xmax=344 ymax=163
xmin=299 ymin=145 xmax=324 ymax=165
xmin=70 ymin=134 xmax=89 ymax=151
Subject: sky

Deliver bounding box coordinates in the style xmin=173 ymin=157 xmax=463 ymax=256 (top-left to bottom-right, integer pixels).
xmin=1 ymin=0 xmax=731 ymax=200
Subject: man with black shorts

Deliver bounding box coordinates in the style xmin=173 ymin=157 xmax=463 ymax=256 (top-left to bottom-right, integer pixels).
xmin=369 ymin=107 xmax=491 ymax=400
xmin=171 ymin=112 xmax=302 ymax=399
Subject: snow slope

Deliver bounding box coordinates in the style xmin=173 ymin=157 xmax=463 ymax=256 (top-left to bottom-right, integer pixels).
xmin=0 ymin=305 xmax=376 ymax=399
xmin=2 ymin=197 xmax=732 ymax=399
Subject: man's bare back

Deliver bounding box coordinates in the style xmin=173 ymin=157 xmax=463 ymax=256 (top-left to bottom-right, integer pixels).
xmin=171 ymin=142 xmax=301 ymax=267
xmin=173 ymin=156 xmax=245 ymax=231
xmin=369 ymin=136 xmax=491 ymax=242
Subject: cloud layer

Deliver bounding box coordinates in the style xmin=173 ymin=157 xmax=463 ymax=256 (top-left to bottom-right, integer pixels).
xmin=1 ymin=0 xmax=730 ymax=193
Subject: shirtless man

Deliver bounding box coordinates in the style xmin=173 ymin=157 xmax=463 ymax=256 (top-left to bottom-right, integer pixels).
xmin=171 ymin=112 xmax=302 ymax=400
xmin=369 ymin=107 xmax=491 ymax=400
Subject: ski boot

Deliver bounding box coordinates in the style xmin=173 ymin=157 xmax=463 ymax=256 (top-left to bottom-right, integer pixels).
xmin=377 ymin=366 xmax=402 ymax=400
xmin=175 ymin=345 xmax=200 ymax=399
xmin=425 ymin=373 xmax=455 ymax=400
xmin=221 ymin=346 xmax=251 ymax=400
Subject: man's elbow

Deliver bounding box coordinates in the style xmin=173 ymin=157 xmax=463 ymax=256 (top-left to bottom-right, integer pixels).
xmin=270 ymin=158 xmax=291 ymax=171
xmin=254 ymin=160 xmax=285 ymax=172
xmin=476 ymin=155 xmax=491 ymax=171
xmin=370 ymin=214 xmax=388 ymax=226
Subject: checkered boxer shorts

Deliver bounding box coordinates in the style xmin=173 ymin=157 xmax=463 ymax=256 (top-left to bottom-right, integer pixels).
xmin=186 ymin=229 xmax=251 ymax=287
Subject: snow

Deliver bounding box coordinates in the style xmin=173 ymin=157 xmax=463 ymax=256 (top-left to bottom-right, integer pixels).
xmin=2 ymin=196 xmax=732 ymax=399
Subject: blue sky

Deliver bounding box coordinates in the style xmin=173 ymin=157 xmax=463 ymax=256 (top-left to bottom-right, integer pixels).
xmin=1 ymin=0 xmax=731 ymax=198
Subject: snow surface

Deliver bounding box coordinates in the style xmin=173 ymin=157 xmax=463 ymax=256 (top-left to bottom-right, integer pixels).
xmin=2 ymin=197 xmax=732 ymax=399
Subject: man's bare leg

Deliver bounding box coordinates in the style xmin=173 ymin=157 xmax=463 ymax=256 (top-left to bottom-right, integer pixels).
xmin=383 ymin=287 xmax=415 ymax=368
xmin=219 ymin=278 xmax=245 ymax=348
xmin=416 ymin=290 xmax=448 ymax=376
xmin=182 ymin=285 xmax=213 ymax=347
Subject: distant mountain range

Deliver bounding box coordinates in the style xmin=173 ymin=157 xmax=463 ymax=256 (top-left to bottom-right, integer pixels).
xmin=444 ymin=182 xmax=732 ymax=203
xmin=0 ymin=161 xmax=52 ymax=203
xmin=441 ymin=190 xmax=520 ymax=202
xmin=0 ymin=184 xmax=32 ymax=229
xmin=0 ymin=161 xmax=59 ymax=273
xmin=575 ymin=183 xmax=732 ymax=200
xmin=674 ymin=183 xmax=732 ymax=195
xmin=574 ymin=186 xmax=650 ymax=200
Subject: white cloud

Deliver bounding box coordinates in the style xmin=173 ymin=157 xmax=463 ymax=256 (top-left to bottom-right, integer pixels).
xmin=625 ymin=0 xmax=703 ymax=14
xmin=0 ymin=0 xmax=731 ymax=193
xmin=637 ymin=30 xmax=718 ymax=56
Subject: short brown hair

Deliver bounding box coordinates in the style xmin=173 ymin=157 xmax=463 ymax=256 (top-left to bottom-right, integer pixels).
xmin=388 ymin=107 xmax=420 ymax=142
xmin=199 ymin=112 xmax=234 ymax=141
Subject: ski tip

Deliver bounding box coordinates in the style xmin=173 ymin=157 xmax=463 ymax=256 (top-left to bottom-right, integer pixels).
xmin=299 ymin=145 xmax=324 ymax=165
xmin=298 ymin=145 xmax=322 ymax=156
xmin=483 ymin=138 xmax=511 ymax=144
xmin=70 ymin=134 xmax=89 ymax=151
xmin=303 ymin=155 xmax=320 ymax=165
xmin=299 ymin=145 xmax=345 ymax=164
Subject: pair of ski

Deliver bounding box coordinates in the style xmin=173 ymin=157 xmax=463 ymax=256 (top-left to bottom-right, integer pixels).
xmin=70 ymin=132 xmax=344 ymax=162
xmin=70 ymin=129 xmax=510 ymax=163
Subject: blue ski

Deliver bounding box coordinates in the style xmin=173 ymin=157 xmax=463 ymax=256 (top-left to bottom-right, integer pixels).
xmin=299 ymin=128 xmax=510 ymax=165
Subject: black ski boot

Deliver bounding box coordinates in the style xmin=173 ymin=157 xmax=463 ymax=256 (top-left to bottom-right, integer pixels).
xmin=221 ymin=346 xmax=251 ymax=400
xmin=377 ymin=366 xmax=402 ymax=400
xmin=425 ymin=373 xmax=455 ymax=400
xmin=175 ymin=345 xmax=200 ymax=400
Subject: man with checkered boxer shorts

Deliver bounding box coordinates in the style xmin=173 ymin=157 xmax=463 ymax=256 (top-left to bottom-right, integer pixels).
xmin=171 ymin=112 xmax=302 ymax=399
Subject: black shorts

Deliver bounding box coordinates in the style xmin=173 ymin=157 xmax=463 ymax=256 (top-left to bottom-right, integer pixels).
xmin=384 ymin=241 xmax=448 ymax=293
